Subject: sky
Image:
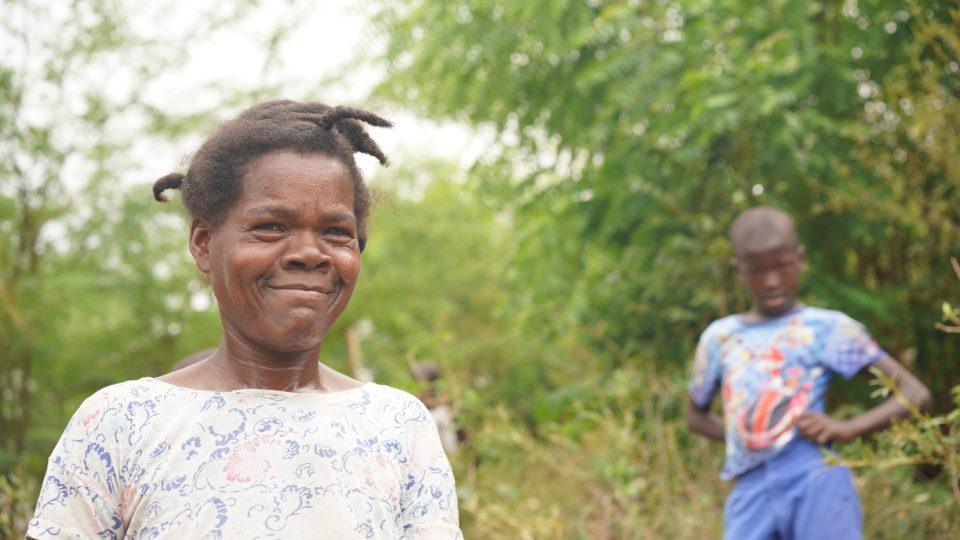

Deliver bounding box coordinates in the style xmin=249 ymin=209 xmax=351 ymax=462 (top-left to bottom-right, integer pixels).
xmin=136 ymin=0 xmax=487 ymax=173
xmin=2 ymin=0 xmax=494 ymax=260
xmin=4 ymin=0 xmax=488 ymax=194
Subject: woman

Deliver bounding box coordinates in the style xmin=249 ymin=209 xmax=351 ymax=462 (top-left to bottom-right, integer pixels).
xmin=28 ymin=101 xmax=461 ymax=539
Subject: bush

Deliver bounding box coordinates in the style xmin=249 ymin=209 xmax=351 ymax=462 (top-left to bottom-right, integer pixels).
xmin=451 ymin=366 xmax=960 ymax=539
xmin=0 ymin=468 xmax=37 ymax=538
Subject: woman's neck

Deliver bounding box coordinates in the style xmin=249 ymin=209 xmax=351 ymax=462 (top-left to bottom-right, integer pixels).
xmin=159 ymin=329 xmax=362 ymax=393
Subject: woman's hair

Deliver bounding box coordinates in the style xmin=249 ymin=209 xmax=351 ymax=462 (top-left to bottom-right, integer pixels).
xmin=152 ymin=100 xmax=392 ymax=251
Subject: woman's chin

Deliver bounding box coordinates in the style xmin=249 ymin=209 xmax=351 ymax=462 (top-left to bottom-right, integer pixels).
xmin=259 ymin=338 xmax=324 ymax=357
xmin=253 ymin=322 xmax=329 ymax=353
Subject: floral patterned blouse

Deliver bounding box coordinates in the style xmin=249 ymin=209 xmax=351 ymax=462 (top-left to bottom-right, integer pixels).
xmin=28 ymin=378 xmax=461 ymax=539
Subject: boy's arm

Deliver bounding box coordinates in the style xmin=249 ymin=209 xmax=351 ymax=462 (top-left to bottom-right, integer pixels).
xmin=686 ymin=399 xmax=725 ymax=442
xmin=797 ymin=356 xmax=932 ymax=445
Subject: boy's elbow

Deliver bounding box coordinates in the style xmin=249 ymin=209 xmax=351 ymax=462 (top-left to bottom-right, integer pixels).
xmin=916 ymin=386 xmax=933 ymax=412
xmin=685 ymin=403 xmax=705 ymax=431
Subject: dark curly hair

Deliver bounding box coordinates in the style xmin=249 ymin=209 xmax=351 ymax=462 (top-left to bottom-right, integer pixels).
xmin=152 ymin=100 xmax=392 ymax=251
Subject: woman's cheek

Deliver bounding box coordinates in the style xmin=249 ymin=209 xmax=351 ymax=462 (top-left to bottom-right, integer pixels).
xmin=338 ymin=251 xmax=362 ymax=285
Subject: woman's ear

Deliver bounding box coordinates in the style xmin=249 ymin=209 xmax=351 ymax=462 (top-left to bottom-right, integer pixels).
xmin=189 ymin=219 xmax=213 ymax=273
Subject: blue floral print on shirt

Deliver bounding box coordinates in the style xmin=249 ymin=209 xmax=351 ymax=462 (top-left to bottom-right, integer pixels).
xmin=29 ymin=379 xmax=461 ymax=539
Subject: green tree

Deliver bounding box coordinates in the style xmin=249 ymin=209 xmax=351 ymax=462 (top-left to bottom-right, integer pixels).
xmin=0 ymin=0 xmax=148 ymax=468
xmin=329 ymin=160 xmax=598 ymax=429
xmin=370 ymin=0 xmax=960 ymax=399
xmin=0 ymin=0 xmax=321 ymax=473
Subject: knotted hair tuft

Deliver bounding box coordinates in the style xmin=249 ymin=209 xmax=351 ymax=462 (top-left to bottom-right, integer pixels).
xmin=151 ymin=100 xmax=391 ymax=250
xmin=153 ymin=172 xmax=185 ymax=202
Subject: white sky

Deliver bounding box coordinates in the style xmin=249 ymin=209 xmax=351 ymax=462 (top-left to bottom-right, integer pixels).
xmin=125 ymin=0 xmax=488 ymax=187
xmin=2 ymin=0 xmax=496 ymax=257
xmin=4 ymin=0 xmax=489 ymax=195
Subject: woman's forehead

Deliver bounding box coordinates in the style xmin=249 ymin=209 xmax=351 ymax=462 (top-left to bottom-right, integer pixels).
xmin=214 ymin=153 xmax=355 ymax=227
xmin=240 ymin=202 xmax=356 ymax=224
xmin=237 ymin=152 xmax=354 ymax=202
xmin=243 ymin=150 xmax=350 ymax=187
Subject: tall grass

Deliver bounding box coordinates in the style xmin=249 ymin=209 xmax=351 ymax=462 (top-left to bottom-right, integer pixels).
xmin=0 ymin=467 xmax=35 ymax=538
xmin=451 ymin=367 xmax=960 ymax=539
xmin=4 ymin=367 xmax=957 ymax=538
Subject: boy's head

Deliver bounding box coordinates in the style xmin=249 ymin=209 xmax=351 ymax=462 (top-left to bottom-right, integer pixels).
xmin=729 ymin=207 xmax=805 ymax=318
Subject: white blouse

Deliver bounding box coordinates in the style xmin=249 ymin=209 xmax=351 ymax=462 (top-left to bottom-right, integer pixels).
xmin=29 ymin=378 xmax=461 ymax=539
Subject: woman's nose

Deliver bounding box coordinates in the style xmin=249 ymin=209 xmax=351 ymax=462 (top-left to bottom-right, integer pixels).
xmin=282 ymin=232 xmax=331 ymax=269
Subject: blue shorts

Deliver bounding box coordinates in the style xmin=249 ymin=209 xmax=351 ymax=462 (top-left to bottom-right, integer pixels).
xmin=724 ymin=438 xmax=862 ymax=540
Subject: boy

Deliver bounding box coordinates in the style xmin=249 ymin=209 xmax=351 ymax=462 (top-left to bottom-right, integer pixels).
xmin=686 ymin=206 xmax=931 ymax=540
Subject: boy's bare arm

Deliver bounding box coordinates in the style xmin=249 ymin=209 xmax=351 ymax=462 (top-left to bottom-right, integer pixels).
xmin=796 ymin=356 xmax=932 ymax=445
xmin=686 ymin=399 xmax=725 ymax=442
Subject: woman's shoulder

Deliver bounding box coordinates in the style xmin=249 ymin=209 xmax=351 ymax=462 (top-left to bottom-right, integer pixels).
xmin=76 ymin=377 xmax=180 ymax=410
xmin=352 ymin=383 xmax=433 ymax=426
xmin=358 ymin=383 xmax=428 ymax=410
xmin=363 ymin=382 xmax=422 ymax=402
xmin=70 ymin=377 xmax=150 ymax=411
xmin=50 ymin=379 xmax=166 ymax=454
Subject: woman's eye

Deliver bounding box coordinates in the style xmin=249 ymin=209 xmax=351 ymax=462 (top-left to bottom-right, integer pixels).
xmin=326 ymin=227 xmax=353 ymax=237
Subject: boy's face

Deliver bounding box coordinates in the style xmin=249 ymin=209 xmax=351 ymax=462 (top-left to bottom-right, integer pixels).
xmin=734 ymin=244 xmax=805 ymax=318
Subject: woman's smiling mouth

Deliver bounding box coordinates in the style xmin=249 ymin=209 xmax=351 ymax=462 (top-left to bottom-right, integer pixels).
xmin=267 ymin=283 xmax=339 ymax=300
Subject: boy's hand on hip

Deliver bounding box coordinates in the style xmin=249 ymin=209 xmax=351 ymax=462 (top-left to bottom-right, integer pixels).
xmin=796 ymin=412 xmax=855 ymax=445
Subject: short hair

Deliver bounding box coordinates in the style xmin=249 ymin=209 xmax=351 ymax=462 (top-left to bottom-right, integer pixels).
xmin=729 ymin=206 xmax=799 ymax=257
xmin=152 ymin=100 xmax=392 ymax=251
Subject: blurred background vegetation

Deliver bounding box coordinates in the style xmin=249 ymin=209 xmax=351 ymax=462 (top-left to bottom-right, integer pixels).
xmin=2 ymin=0 xmax=959 ymax=537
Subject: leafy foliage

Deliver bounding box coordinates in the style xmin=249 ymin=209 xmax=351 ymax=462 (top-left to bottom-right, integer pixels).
xmin=364 ymin=1 xmax=960 ymax=536
xmin=832 ymin=258 xmax=960 ymax=526
xmin=0 ymin=0 xmax=327 ymax=472
xmin=370 ymin=0 xmax=960 ymax=400
xmin=2 ymin=0 xmax=959 ymax=538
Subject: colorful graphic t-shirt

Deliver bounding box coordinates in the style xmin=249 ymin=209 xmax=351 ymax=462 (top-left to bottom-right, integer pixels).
xmin=688 ymin=307 xmax=886 ymax=480
xmin=28 ymin=378 xmax=461 ymax=539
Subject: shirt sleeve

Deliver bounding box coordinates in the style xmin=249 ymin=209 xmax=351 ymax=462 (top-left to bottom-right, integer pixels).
xmin=688 ymin=325 xmax=722 ymax=410
xmin=400 ymin=399 xmax=462 ymax=539
xmin=27 ymin=390 xmax=127 ymax=540
xmin=821 ymin=313 xmax=888 ymax=379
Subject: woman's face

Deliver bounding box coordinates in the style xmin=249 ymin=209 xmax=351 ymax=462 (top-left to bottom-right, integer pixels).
xmin=189 ymin=150 xmax=361 ymax=353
